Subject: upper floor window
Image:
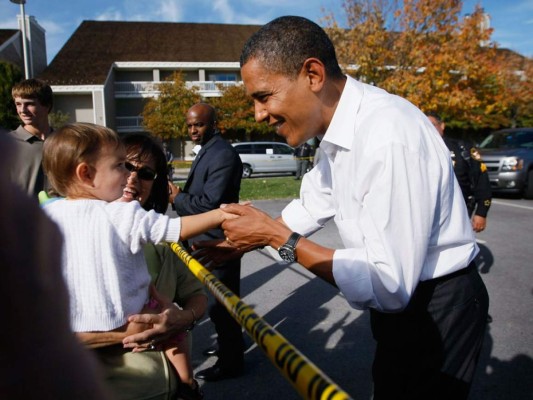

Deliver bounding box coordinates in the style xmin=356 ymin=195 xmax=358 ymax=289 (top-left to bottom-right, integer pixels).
xmin=208 ymin=73 xmax=237 ymax=82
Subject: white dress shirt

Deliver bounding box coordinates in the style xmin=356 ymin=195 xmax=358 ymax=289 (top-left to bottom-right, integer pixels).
xmin=282 ymin=76 xmax=478 ymax=312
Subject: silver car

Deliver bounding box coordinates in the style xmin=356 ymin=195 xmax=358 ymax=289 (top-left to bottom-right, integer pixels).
xmin=232 ymin=142 xmax=297 ymax=178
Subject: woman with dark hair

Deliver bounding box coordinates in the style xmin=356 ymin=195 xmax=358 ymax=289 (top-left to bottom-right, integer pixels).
xmin=122 ymin=132 xmax=169 ymax=213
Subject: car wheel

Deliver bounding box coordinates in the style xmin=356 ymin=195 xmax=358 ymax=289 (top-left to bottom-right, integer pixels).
xmin=242 ymin=164 xmax=252 ymax=178
xmin=524 ymin=170 xmax=533 ymax=199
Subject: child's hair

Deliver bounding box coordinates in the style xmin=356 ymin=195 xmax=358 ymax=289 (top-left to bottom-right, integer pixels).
xmin=11 ymin=78 xmax=54 ymax=112
xmin=43 ymin=123 xmax=121 ymax=196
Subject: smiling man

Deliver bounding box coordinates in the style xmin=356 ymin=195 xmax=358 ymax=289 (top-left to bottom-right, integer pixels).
xmin=216 ymin=16 xmax=489 ymax=399
xmin=7 ymin=78 xmax=54 ymax=196
xmin=169 ymin=103 xmax=245 ymax=382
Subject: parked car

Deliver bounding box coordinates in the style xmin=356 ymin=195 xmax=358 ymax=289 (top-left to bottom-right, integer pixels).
xmin=232 ymin=142 xmax=297 ymax=178
xmin=478 ymin=127 xmax=533 ymax=198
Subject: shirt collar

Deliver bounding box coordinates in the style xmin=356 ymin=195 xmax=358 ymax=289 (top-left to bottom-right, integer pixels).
xmin=15 ymin=125 xmax=46 ymax=142
xmin=321 ymin=76 xmax=364 ymax=155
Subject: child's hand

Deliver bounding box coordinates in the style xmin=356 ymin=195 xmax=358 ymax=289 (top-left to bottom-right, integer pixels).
xmin=219 ymin=202 xmax=252 ymax=221
xmin=220 ymin=208 xmax=240 ymax=221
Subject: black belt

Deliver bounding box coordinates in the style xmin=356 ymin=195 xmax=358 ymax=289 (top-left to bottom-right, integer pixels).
xmin=422 ymin=261 xmax=476 ymax=286
xmin=416 ymin=261 xmax=477 ymax=291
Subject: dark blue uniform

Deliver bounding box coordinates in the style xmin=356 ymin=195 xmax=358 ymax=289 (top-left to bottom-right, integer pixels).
xmin=444 ymin=137 xmax=492 ymax=217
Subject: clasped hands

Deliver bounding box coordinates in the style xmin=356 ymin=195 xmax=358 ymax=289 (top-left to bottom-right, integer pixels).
xmin=192 ymin=202 xmax=279 ymax=268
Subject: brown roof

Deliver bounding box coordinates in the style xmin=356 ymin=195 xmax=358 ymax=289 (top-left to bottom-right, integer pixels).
xmin=39 ymin=20 xmax=261 ymax=85
xmin=0 ymin=29 xmax=18 ymax=47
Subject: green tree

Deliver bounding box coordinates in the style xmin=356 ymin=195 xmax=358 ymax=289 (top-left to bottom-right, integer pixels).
xmin=49 ymin=110 xmax=71 ymax=129
xmin=0 ymin=61 xmax=23 ymax=130
xmin=142 ymin=72 xmax=202 ymax=139
xmin=209 ymin=84 xmax=276 ymax=141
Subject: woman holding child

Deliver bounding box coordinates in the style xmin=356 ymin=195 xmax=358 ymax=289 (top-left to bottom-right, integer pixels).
xmin=42 ymin=125 xmax=211 ymax=400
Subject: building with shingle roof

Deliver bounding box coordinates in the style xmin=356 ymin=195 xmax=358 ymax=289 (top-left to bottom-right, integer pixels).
xmin=40 ymin=20 xmax=260 ymax=143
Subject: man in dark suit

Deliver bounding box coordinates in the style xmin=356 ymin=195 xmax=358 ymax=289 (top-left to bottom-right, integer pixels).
xmin=169 ymin=103 xmax=244 ymax=381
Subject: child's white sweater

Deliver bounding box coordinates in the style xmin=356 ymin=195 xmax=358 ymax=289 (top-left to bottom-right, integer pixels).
xmin=44 ymin=199 xmax=181 ymax=332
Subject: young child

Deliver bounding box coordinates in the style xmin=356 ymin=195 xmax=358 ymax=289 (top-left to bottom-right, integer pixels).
xmin=42 ymin=122 xmax=229 ymax=397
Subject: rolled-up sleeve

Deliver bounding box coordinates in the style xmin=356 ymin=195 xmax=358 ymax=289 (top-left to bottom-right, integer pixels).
xmin=282 ymin=156 xmax=336 ymax=235
xmin=281 ymin=199 xmax=323 ymax=236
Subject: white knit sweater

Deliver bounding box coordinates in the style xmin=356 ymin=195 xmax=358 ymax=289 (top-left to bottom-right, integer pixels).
xmin=44 ymin=199 xmax=181 ymax=332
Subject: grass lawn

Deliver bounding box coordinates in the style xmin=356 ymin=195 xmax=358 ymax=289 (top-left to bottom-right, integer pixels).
xmin=174 ymin=173 xmax=303 ymax=200
xmin=239 ymin=176 xmax=302 ymax=201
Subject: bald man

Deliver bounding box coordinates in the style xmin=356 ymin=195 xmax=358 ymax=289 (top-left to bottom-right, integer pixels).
xmin=169 ymin=103 xmax=245 ymax=381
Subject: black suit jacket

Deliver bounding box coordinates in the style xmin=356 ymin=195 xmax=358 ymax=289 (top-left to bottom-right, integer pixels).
xmin=174 ymin=134 xmax=243 ymax=242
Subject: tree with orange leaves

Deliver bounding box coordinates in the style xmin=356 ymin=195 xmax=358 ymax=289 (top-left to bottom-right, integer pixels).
xmin=323 ymin=0 xmax=531 ymax=130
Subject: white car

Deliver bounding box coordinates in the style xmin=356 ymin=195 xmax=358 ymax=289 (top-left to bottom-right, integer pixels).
xmin=232 ymin=142 xmax=297 ymax=178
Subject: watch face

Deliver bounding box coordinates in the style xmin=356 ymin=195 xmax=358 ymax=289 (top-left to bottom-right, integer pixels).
xmin=279 ymin=245 xmax=296 ymax=263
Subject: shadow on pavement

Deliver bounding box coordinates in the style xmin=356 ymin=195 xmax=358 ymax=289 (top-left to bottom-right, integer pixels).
xmin=191 ymin=257 xmax=375 ymax=399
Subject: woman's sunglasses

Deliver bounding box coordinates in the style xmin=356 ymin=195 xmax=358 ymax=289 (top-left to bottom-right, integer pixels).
xmin=125 ymin=162 xmax=158 ymax=181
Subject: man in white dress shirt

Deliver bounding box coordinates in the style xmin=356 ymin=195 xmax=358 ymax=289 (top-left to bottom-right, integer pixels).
xmin=212 ymin=16 xmax=489 ymax=400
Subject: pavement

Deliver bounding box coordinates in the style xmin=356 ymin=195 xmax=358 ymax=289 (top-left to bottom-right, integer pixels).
xmin=172 ymin=168 xmax=190 ymax=181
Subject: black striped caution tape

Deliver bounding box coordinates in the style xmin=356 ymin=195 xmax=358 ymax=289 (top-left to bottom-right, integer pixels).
xmin=169 ymin=242 xmax=353 ymax=400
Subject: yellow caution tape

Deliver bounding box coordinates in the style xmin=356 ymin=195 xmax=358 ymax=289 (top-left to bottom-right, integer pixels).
xmin=169 ymin=242 xmax=353 ymax=400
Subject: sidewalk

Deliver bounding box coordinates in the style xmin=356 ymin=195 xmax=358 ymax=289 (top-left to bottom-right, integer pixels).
xmin=172 ymin=168 xmax=190 ymax=181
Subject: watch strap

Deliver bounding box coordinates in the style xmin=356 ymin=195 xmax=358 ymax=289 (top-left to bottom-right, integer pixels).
xmin=277 ymin=232 xmax=302 ymax=262
xmin=285 ymin=232 xmax=302 ymax=249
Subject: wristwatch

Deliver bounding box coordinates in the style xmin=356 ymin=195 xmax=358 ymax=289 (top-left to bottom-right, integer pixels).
xmin=278 ymin=232 xmax=302 ymax=263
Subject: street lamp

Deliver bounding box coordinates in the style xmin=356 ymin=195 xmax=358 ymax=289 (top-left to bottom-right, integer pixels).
xmin=10 ymin=0 xmax=30 ymax=79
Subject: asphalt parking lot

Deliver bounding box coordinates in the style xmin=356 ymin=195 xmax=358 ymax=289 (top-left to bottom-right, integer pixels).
xmin=174 ymin=195 xmax=533 ymax=399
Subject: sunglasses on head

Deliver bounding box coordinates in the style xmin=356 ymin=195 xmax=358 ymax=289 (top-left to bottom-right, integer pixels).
xmin=125 ymin=162 xmax=158 ymax=181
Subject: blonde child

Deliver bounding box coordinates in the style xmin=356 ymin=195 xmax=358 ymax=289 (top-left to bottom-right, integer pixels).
xmin=42 ymin=123 xmax=229 ymax=398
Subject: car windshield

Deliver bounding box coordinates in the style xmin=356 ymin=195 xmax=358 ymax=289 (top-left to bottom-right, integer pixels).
xmin=479 ymin=131 xmax=533 ymax=150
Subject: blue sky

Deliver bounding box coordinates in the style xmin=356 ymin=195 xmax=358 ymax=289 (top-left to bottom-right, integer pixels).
xmin=1 ymin=0 xmax=531 ymax=63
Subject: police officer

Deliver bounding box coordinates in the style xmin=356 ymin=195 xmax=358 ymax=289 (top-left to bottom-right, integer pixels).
xmin=427 ymin=113 xmax=492 ymax=232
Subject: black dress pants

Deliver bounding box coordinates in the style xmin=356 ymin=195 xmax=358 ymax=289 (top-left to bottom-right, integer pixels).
xmin=370 ymin=262 xmax=489 ymax=400
xmin=210 ymin=258 xmax=245 ymax=370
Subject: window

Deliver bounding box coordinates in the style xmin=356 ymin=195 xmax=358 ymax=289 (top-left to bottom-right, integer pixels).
xmin=274 ymin=144 xmax=294 ymax=155
xmin=253 ymin=144 xmax=273 ymax=154
xmin=208 ymin=73 xmax=237 ymax=82
xmin=234 ymin=144 xmax=253 ymax=154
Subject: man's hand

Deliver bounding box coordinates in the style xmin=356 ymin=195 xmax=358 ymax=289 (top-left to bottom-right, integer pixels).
xmin=192 ymin=239 xmax=245 ymax=269
xmin=220 ymin=203 xmax=289 ymax=250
